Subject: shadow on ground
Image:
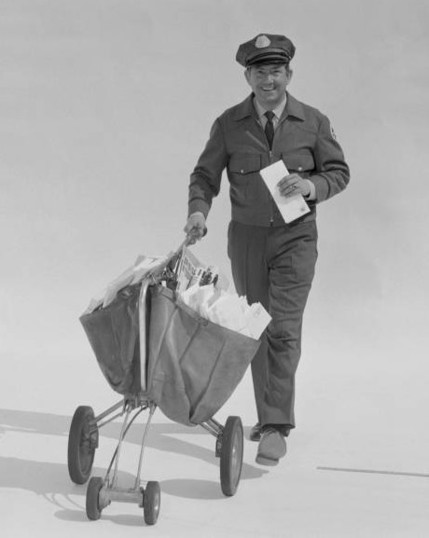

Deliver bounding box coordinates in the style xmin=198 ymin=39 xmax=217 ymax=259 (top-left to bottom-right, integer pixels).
xmin=0 ymin=408 xmax=266 ymax=513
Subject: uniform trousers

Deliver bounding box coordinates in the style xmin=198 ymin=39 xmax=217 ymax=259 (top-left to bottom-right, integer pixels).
xmin=227 ymin=219 xmax=318 ymax=430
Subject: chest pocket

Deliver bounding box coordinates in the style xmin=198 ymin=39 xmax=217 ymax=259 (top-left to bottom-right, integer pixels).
xmin=227 ymin=153 xmax=266 ymax=203
xmin=228 ymin=154 xmax=262 ymax=176
xmin=282 ymin=152 xmax=315 ymax=174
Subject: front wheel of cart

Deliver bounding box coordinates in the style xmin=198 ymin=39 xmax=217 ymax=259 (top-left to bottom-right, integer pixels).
xmin=86 ymin=476 xmax=104 ymax=520
xmin=143 ymin=481 xmax=161 ymax=525
xmin=68 ymin=405 xmax=98 ymax=484
xmin=220 ymin=416 xmax=244 ymax=497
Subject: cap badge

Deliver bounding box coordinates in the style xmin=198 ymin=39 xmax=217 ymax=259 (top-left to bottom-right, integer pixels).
xmin=255 ymin=35 xmax=271 ymax=48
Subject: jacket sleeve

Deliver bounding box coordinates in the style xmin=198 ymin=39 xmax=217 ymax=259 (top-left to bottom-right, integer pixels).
xmin=188 ymin=118 xmax=228 ymax=218
xmin=310 ymin=114 xmax=350 ymax=202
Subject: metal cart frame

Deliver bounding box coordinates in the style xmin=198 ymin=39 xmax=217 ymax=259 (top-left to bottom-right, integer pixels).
xmin=68 ymin=259 xmax=248 ymax=525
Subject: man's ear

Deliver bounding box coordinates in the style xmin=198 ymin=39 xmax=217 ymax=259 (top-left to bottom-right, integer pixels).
xmin=244 ymin=68 xmax=251 ymax=85
xmin=286 ymin=68 xmax=293 ymax=85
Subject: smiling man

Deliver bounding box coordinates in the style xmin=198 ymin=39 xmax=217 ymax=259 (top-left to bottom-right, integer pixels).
xmin=246 ymin=62 xmax=290 ymax=108
xmin=184 ymin=33 xmax=350 ymax=466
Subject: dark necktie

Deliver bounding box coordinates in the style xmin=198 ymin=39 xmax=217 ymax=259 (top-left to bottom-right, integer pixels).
xmin=264 ymin=110 xmax=275 ymax=149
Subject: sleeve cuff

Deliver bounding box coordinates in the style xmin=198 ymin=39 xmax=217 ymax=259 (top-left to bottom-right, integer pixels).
xmin=189 ymin=211 xmax=205 ymax=219
xmin=304 ymin=180 xmax=316 ymax=201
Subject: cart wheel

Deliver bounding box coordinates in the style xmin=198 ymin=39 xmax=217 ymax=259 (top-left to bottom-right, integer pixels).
xmin=220 ymin=416 xmax=244 ymax=497
xmin=86 ymin=476 xmax=104 ymax=520
xmin=68 ymin=406 xmax=98 ymax=484
xmin=143 ymin=481 xmax=161 ymax=525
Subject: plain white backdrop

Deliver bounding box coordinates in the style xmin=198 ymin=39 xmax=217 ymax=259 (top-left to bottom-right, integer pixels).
xmin=1 ymin=1 xmax=428 ymax=536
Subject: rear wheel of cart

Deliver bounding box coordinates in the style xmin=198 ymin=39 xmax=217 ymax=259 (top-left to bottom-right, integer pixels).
xmin=68 ymin=405 xmax=98 ymax=484
xmin=220 ymin=416 xmax=243 ymax=496
xmin=143 ymin=481 xmax=161 ymax=525
xmin=86 ymin=476 xmax=104 ymax=520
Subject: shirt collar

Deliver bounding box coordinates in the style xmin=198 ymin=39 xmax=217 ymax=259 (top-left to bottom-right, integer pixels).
xmin=232 ymin=92 xmax=305 ymax=122
xmin=253 ymin=93 xmax=287 ymax=121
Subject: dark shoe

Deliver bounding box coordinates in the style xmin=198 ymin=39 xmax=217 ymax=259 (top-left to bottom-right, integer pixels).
xmin=279 ymin=425 xmax=291 ymax=438
xmin=249 ymin=423 xmax=262 ymax=442
xmin=255 ymin=428 xmax=287 ymax=466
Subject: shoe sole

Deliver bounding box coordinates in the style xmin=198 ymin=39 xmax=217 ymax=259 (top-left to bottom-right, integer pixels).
xmin=255 ymin=454 xmax=279 ymax=466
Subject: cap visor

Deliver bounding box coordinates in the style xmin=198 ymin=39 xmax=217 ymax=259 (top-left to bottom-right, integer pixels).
xmin=247 ymin=51 xmax=289 ymax=66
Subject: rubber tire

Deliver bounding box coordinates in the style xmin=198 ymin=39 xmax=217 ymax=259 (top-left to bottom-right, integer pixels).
xmin=143 ymin=481 xmax=161 ymax=525
xmin=220 ymin=416 xmax=244 ymax=497
xmin=68 ymin=406 xmax=97 ymax=484
xmin=86 ymin=476 xmax=104 ymax=521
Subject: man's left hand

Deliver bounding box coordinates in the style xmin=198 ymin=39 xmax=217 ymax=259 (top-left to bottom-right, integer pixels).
xmin=277 ymin=174 xmax=310 ymax=198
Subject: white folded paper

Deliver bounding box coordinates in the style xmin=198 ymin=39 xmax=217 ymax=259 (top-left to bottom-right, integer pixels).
xmin=260 ymin=160 xmax=310 ymax=223
xmin=83 ymin=254 xmax=169 ymax=314
xmin=179 ymin=283 xmax=271 ymax=340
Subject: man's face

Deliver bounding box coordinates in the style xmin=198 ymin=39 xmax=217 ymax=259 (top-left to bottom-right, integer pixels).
xmin=245 ymin=63 xmax=292 ymax=109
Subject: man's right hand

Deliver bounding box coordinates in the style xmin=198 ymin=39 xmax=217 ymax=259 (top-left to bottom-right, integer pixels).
xmin=184 ymin=212 xmax=206 ymax=244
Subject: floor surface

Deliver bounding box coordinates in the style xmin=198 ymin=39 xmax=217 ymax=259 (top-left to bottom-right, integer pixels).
xmin=1 ymin=325 xmax=428 ymax=538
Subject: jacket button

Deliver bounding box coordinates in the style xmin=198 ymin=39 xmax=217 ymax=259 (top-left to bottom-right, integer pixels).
xmin=240 ymin=169 xmax=244 ymax=174
xmin=298 ymin=166 xmax=303 ymax=171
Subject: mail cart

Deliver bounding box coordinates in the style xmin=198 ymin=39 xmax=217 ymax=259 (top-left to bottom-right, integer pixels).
xmin=67 ymin=247 xmax=260 ymax=525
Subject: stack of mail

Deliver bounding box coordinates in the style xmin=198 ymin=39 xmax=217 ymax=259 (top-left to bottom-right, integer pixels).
xmin=179 ymin=283 xmax=271 ymax=340
xmin=175 ymin=246 xmax=229 ymax=293
xmin=83 ymin=254 xmax=169 ymax=314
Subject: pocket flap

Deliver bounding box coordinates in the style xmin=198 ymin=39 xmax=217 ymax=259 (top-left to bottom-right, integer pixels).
xmin=229 ymin=154 xmax=262 ymax=175
xmin=282 ymin=152 xmax=315 ymax=172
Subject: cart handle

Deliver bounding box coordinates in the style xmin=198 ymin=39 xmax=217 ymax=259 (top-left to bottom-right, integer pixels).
xmin=161 ymin=227 xmax=207 ymax=273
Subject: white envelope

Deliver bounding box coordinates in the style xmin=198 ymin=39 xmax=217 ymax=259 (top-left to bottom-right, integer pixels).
xmin=245 ymin=302 xmax=272 ymax=340
xmin=260 ymin=160 xmax=310 ymax=223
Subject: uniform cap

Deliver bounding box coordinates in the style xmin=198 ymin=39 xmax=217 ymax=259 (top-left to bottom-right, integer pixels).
xmin=236 ymin=33 xmax=295 ymax=67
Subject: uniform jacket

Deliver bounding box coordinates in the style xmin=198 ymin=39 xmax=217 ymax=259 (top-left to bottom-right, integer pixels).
xmin=188 ymin=92 xmax=350 ymax=227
